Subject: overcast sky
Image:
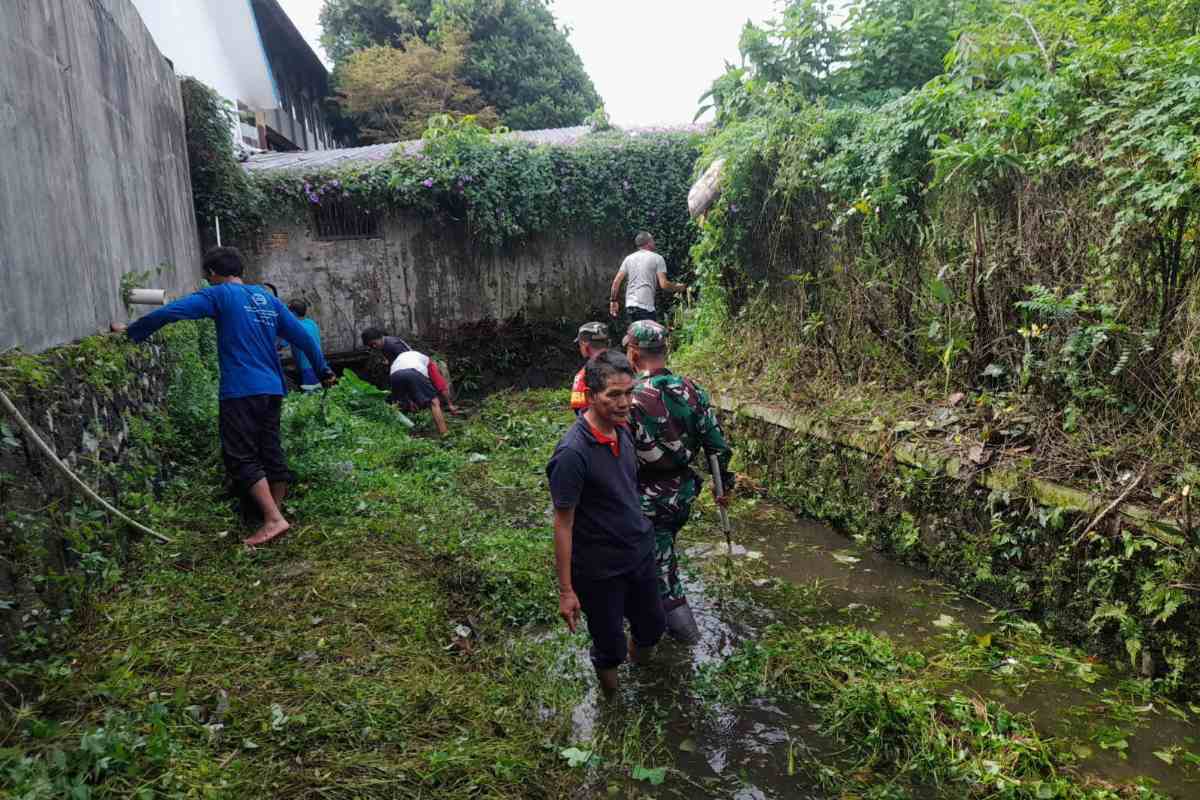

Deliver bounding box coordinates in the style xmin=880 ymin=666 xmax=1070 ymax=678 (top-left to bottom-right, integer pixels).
xmin=277 ymin=0 xmax=780 ymax=126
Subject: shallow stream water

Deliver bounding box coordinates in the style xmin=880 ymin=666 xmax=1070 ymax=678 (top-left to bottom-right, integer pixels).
xmin=565 ymin=501 xmax=1200 ymax=799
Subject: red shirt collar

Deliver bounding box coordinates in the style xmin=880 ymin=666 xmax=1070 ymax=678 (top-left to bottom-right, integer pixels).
xmin=585 ymin=417 xmax=621 ymax=457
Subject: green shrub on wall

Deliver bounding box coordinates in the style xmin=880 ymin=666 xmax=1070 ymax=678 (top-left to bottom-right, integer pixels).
xmin=248 ymin=116 xmax=703 ymax=269
xmin=180 ymin=78 xmax=264 ymax=245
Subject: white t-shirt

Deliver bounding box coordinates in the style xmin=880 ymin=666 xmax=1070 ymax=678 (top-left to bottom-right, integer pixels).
xmin=390 ymin=350 xmax=430 ymax=376
xmin=621 ymin=249 xmax=667 ymax=311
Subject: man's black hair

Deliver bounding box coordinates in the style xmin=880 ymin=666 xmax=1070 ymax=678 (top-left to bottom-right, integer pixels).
xmin=287 ymin=300 xmax=308 ymax=317
xmin=202 ymin=246 xmax=245 ymax=277
xmin=585 ymin=349 xmax=636 ymax=396
xmin=361 ymin=327 xmax=386 ymax=346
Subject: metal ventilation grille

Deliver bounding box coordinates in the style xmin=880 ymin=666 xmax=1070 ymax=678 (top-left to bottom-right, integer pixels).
xmin=313 ymin=199 xmax=381 ymax=241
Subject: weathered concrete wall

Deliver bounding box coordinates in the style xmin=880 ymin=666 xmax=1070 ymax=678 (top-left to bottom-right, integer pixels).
xmin=0 ymin=0 xmax=200 ymax=354
xmin=245 ymin=215 xmax=626 ymax=354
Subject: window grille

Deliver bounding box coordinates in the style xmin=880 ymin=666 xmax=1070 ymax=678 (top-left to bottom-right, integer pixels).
xmin=313 ymin=198 xmax=381 ymax=241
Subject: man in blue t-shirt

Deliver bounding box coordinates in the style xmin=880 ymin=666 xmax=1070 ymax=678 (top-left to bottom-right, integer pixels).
xmin=112 ymin=247 xmax=334 ymax=547
xmin=546 ymin=350 xmax=665 ymax=697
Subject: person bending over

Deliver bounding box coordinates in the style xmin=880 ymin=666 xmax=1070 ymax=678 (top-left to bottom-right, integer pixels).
xmin=112 ymin=247 xmax=334 ymax=547
xmin=361 ymin=327 xmax=412 ymax=361
xmin=569 ymin=321 xmax=610 ymax=413
xmin=547 ymin=350 xmax=665 ymax=697
xmin=287 ymin=300 xmax=324 ymax=392
xmin=388 ymin=350 xmax=458 ymax=435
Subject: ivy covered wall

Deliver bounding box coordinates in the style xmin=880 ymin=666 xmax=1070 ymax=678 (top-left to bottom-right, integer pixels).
xmin=221 ymin=116 xmax=703 ymax=349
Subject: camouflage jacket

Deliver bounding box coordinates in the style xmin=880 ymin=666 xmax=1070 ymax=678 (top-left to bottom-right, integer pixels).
xmin=631 ymin=368 xmax=734 ymax=502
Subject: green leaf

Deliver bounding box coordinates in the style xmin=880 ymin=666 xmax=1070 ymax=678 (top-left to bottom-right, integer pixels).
xmin=560 ymin=747 xmax=596 ymax=768
xmin=632 ymin=765 xmax=667 ymax=785
xmin=1153 ymin=749 xmax=1175 ymax=765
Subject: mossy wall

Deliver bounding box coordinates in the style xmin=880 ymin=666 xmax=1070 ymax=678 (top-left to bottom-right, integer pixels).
xmin=724 ymin=410 xmax=1200 ymax=696
xmin=0 ymin=323 xmax=217 ymax=661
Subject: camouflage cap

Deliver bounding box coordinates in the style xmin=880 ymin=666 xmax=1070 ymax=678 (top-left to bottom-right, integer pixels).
xmin=622 ymin=320 xmax=668 ymax=351
xmin=574 ymin=321 xmax=610 ymax=344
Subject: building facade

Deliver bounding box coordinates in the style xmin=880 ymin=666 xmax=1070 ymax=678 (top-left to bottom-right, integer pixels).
xmin=131 ymin=0 xmax=337 ymax=152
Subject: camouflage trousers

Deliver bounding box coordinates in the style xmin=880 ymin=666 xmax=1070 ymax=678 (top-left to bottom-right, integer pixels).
xmin=641 ymin=472 xmax=700 ymax=606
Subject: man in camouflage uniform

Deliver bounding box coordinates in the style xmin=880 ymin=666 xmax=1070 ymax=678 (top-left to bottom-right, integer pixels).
xmin=624 ymin=320 xmax=734 ymax=643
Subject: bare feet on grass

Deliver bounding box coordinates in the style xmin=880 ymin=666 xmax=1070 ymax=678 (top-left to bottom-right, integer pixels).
xmin=243 ymin=516 xmax=290 ymax=547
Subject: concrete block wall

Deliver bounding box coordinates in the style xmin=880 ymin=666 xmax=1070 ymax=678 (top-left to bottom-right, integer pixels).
xmin=0 ymin=0 xmax=200 ymax=354
xmin=245 ymin=214 xmax=627 ymax=355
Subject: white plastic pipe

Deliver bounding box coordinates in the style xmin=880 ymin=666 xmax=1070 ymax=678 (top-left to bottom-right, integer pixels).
xmin=128 ymin=289 xmax=166 ymax=306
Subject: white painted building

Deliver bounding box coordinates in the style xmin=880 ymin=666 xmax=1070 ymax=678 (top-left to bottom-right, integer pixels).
xmin=131 ymin=0 xmax=336 ymax=152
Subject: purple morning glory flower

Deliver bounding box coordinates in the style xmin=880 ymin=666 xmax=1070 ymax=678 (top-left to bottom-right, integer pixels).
xmin=730 ymin=204 xmax=739 ymax=214
xmin=422 ymin=178 xmax=435 ymax=188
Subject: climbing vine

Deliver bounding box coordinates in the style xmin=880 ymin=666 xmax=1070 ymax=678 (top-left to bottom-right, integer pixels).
xmin=180 ymin=78 xmax=264 ymax=245
xmin=247 ymin=116 xmax=703 ymax=269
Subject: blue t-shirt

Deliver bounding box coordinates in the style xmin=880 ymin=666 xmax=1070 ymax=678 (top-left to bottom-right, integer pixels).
xmin=546 ymin=417 xmax=652 ymax=580
xmin=292 ymin=318 xmax=322 ymax=376
xmin=127 ymin=283 xmax=329 ymax=400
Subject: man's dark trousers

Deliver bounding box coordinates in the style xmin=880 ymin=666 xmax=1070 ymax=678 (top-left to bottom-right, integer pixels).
xmin=573 ymin=554 xmax=665 ymax=669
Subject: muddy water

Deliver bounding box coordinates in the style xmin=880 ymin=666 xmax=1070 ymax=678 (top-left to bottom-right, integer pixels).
xmin=704 ymin=503 xmax=1200 ymax=795
xmin=566 ymin=502 xmax=1200 ymax=798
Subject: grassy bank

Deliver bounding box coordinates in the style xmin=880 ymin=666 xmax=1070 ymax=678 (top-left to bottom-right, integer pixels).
xmin=2 ymin=356 xmax=1191 ymax=798
xmin=1 ymin=378 xmax=589 ymax=798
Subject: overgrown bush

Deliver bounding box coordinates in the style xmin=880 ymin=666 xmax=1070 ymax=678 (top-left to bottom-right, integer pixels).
xmin=180 ymin=78 xmax=264 ymax=246
xmin=247 ymin=116 xmax=702 ymax=268
xmin=684 ymin=0 xmax=1200 ymax=480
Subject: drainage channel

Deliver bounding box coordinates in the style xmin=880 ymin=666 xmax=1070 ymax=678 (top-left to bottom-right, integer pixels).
xmin=560 ymin=501 xmax=1200 ymax=799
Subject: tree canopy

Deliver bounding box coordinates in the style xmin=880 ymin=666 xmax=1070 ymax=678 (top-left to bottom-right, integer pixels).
xmin=320 ymin=0 xmax=602 ymax=134
xmin=337 ymin=35 xmax=499 ymax=143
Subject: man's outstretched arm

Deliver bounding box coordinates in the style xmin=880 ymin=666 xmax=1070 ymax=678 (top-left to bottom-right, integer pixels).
xmin=656 ymin=271 xmax=688 ymax=294
xmin=115 ymin=291 xmax=218 ymax=341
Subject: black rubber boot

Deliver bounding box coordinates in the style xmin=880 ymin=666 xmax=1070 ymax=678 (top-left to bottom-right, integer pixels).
xmin=665 ymin=599 xmax=701 ymax=644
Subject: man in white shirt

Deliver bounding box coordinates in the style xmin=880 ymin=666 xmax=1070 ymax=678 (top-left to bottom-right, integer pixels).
xmin=609 ymin=232 xmax=687 ymax=324
xmin=389 ymin=350 xmax=458 ymax=435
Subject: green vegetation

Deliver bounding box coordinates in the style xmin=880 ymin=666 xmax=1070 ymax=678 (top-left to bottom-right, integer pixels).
xmin=4 ymin=329 xmax=1196 ymax=797
xmin=320 ymin=0 xmax=602 ymax=134
xmin=180 ymin=78 xmax=264 ymax=245
xmin=336 ymin=34 xmax=500 ymax=143
xmin=674 ymin=0 xmax=1200 ymax=701
xmin=682 ymin=0 xmax=1200 ymax=475
xmin=250 ymin=115 xmax=701 ymax=265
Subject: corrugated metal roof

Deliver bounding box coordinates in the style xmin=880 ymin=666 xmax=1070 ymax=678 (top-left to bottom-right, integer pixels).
xmin=242 ymin=124 xmax=707 ymax=173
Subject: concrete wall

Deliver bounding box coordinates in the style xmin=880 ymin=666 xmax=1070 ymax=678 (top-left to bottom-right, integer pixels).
xmin=245 ymin=215 xmax=626 ymax=354
xmin=0 ymin=0 xmax=200 ymax=354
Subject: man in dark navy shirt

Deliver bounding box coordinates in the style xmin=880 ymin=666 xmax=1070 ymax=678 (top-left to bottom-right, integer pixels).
xmin=546 ymin=350 xmax=665 ymax=697
xmin=112 ymin=247 xmax=333 ymax=548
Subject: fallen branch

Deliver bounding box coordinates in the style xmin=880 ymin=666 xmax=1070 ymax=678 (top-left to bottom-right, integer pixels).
xmin=0 ymin=387 xmax=173 ymax=544
xmin=1071 ymin=468 xmax=1146 ymax=548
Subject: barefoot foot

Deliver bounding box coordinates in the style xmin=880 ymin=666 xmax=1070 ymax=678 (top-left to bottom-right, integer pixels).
xmin=243 ymin=518 xmax=290 ymax=547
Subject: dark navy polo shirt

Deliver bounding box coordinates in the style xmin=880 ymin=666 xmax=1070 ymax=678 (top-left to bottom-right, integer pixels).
xmin=547 ymin=416 xmax=653 ymax=580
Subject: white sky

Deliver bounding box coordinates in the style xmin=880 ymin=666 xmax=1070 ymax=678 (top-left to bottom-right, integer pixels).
xmin=276 ymin=0 xmax=781 ymax=126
